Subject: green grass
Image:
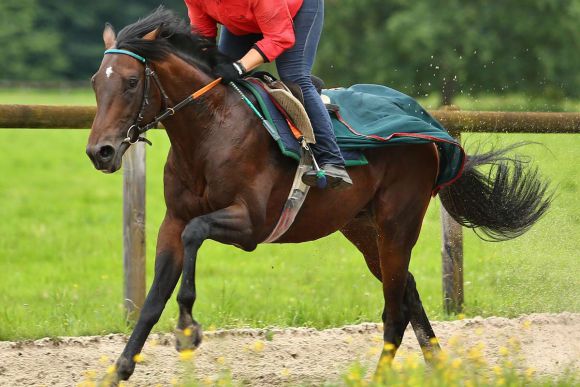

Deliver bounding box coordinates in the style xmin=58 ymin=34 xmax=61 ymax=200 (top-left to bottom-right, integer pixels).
xmin=0 ymin=89 xmax=578 ymax=341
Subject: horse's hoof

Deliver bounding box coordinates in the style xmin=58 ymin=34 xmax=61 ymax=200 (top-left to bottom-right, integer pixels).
xmin=175 ymin=324 xmax=203 ymax=352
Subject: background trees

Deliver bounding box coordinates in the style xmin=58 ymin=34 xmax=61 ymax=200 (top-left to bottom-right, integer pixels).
xmin=1 ymin=0 xmax=578 ymax=105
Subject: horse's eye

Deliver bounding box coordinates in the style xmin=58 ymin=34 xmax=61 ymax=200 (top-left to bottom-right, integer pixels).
xmin=128 ymin=78 xmax=139 ymax=88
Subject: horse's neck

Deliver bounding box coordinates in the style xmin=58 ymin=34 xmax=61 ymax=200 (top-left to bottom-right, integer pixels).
xmin=156 ymin=58 xmax=268 ymax=175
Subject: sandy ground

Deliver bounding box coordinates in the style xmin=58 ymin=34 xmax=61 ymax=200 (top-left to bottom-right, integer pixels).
xmin=0 ymin=313 xmax=578 ymax=386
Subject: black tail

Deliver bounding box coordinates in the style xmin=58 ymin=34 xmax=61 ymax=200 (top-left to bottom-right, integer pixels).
xmin=439 ymin=142 xmax=553 ymax=241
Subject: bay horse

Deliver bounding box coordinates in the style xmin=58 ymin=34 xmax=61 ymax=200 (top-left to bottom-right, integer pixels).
xmin=86 ymin=9 xmax=551 ymax=384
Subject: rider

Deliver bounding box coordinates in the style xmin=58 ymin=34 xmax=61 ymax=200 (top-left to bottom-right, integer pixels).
xmin=185 ymin=0 xmax=352 ymax=190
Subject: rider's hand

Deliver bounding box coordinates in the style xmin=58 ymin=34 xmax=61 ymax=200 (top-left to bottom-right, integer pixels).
xmin=215 ymin=61 xmax=246 ymax=83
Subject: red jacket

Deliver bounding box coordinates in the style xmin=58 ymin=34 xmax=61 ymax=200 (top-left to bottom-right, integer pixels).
xmin=185 ymin=0 xmax=304 ymax=62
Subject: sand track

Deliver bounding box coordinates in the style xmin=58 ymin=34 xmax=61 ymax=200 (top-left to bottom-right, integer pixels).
xmin=0 ymin=313 xmax=578 ymax=386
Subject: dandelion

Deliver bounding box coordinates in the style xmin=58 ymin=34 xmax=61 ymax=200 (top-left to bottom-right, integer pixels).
xmin=525 ymin=367 xmax=536 ymax=379
xmin=492 ymin=365 xmax=503 ymax=376
xmin=82 ymin=370 xmax=97 ymax=379
xmin=457 ymin=313 xmax=466 ymax=320
xmin=98 ymin=355 xmax=110 ymax=365
xmin=106 ymin=364 xmax=117 ymax=375
xmin=179 ymin=349 xmax=195 ymax=361
xmin=383 ymin=342 xmax=395 ymax=351
xmin=451 ymin=358 xmax=462 ymax=369
xmin=429 ymin=337 xmax=439 ymax=346
xmin=498 ymin=346 xmax=509 ymax=357
xmin=133 ymin=353 xmax=144 ymax=363
xmin=216 ymin=356 xmax=226 ymax=365
xmin=448 ymin=335 xmax=460 ymax=347
xmin=522 ymin=320 xmax=532 ymax=329
xmin=251 ymin=340 xmax=265 ymax=352
xmin=280 ymin=368 xmax=290 ymax=377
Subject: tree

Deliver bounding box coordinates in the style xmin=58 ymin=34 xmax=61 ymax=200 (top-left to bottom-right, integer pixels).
xmin=0 ymin=0 xmax=66 ymax=81
xmin=316 ymin=0 xmax=580 ymax=105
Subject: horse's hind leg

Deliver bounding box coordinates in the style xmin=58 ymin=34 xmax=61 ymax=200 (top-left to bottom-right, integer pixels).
xmin=341 ymin=218 xmax=440 ymax=361
xmin=404 ymin=272 xmax=441 ymax=360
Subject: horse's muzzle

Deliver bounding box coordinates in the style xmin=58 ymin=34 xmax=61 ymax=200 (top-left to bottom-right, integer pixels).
xmin=86 ymin=142 xmax=127 ymax=173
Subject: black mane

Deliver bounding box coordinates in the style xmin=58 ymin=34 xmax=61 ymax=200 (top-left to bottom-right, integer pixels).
xmin=114 ymin=7 xmax=228 ymax=74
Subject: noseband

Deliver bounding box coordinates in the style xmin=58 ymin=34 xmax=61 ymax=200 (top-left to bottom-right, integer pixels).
xmin=103 ymin=49 xmax=222 ymax=146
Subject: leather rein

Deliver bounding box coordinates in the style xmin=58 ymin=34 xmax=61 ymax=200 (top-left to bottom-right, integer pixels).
xmin=103 ymin=49 xmax=222 ymax=146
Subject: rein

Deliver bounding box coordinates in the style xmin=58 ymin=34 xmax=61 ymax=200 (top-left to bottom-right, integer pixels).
xmin=103 ymin=49 xmax=222 ymax=146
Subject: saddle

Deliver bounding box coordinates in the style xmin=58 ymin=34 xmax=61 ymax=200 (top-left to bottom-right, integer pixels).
xmin=246 ymin=72 xmax=338 ymax=145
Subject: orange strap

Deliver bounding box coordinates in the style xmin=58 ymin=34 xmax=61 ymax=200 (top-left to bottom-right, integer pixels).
xmin=192 ymin=77 xmax=223 ymax=99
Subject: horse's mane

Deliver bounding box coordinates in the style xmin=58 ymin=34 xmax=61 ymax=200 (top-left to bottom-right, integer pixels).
xmin=114 ymin=6 xmax=229 ymax=74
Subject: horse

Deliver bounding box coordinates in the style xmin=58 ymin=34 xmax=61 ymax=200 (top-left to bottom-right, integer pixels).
xmin=86 ymin=8 xmax=551 ymax=384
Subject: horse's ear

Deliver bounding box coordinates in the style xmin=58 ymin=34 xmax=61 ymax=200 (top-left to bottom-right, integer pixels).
xmin=143 ymin=27 xmax=161 ymax=41
xmin=103 ymin=23 xmax=116 ymax=49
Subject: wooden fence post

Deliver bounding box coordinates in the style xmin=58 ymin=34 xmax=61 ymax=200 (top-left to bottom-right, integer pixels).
xmin=123 ymin=141 xmax=146 ymax=323
xmin=440 ymin=121 xmax=464 ymax=314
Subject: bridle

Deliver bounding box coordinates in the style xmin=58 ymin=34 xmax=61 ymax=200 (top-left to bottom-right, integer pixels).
xmin=103 ymin=48 xmax=222 ymax=146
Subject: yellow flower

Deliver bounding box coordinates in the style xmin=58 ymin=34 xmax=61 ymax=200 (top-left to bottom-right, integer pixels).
xmin=525 ymin=367 xmax=536 ymax=379
xmin=451 ymin=358 xmax=462 ymax=369
xmin=448 ymin=335 xmax=460 ymax=347
xmin=179 ymin=349 xmax=195 ymax=361
xmin=429 ymin=337 xmax=439 ymax=346
xmin=216 ymin=356 xmax=226 ymax=365
xmin=170 ymin=377 xmax=179 ymax=385
xmin=498 ymin=346 xmax=509 ymax=357
xmin=475 ymin=327 xmax=484 ymax=336
xmin=82 ymin=370 xmax=97 ymax=379
xmin=497 ymin=377 xmax=505 ymax=385
xmin=522 ymin=320 xmax=532 ymax=329
xmin=98 ymin=355 xmax=110 ymax=365
xmin=183 ymin=327 xmax=193 ymax=337
xmin=106 ymin=364 xmax=117 ymax=375
xmin=383 ymin=342 xmax=396 ymax=351
xmin=457 ymin=313 xmax=466 ymax=320
xmin=492 ymin=365 xmax=503 ymax=376
xmin=133 ymin=353 xmax=144 ymax=363
xmin=280 ymin=368 xmax=290 ymax=377
xmin=252 ymin=340 xmax=265 ymax=352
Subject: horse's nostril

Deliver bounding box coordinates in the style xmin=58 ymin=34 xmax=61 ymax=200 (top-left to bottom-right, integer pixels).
xmin=98 ymin=145 xmax=115 ymax=161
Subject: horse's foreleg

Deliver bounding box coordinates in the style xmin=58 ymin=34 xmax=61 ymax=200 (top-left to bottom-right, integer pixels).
xmin=110 ymin=216 xmax=184 ymax=383
xmin=175 ymin=204 xmax=255 ymax=351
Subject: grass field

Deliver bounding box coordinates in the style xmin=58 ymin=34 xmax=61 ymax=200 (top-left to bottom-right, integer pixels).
xmin=0 ymin=89 xmax=578 ymax=341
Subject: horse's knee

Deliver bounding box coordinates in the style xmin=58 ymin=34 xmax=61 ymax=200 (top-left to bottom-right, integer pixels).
xmin=181 ymin=218 xmax=209 ymax=248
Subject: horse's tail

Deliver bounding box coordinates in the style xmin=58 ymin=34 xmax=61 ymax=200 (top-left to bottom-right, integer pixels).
xmin=439 ymin=142 xmax=553 ymax=241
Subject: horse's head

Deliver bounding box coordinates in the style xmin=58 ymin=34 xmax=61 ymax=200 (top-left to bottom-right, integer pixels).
xmin=86 ymin=24 xmax=161 ymax=173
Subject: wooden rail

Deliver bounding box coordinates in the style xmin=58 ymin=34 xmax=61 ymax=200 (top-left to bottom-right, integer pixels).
xmin=1 ymin=104 xmax=579 ymax=316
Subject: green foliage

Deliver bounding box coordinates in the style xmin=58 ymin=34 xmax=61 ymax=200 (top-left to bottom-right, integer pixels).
xmin=0 ymin=0 xmax=66 ymax=81
xmin=317 ymin=0 xmax=580 ymax=103
xmin=1 ymin=0 xmax=578 ymax=103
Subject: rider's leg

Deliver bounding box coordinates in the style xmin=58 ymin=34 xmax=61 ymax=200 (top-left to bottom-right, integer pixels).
xmin=276 ymin=0 xmax=351 ymax=189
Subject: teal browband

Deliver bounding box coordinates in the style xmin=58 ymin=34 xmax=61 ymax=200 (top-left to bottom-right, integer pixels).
xmin=104 ymin=49 xmax=146 ymax=63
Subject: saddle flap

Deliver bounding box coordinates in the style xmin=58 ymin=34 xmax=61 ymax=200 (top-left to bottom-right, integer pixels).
xmin=249 ymin=78 xmax=316 ymax=144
